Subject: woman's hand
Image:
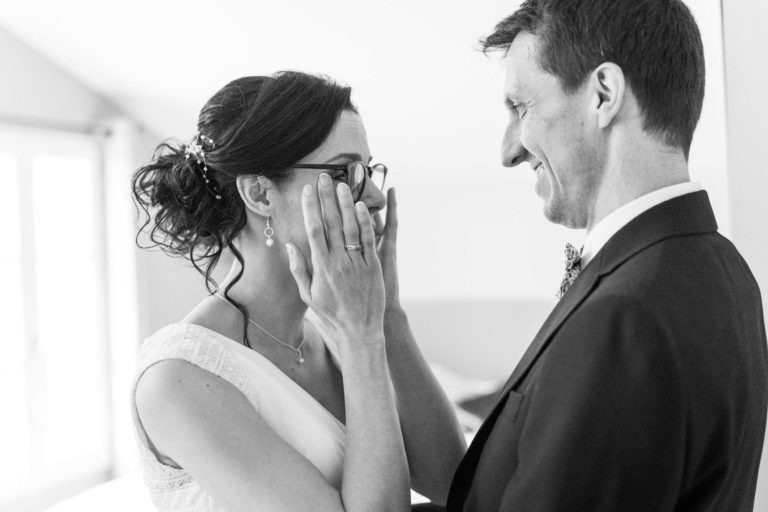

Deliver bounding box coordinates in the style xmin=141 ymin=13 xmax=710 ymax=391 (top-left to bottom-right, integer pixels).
xmin=286 ymin=174 xmax=386 ymax=346
xmin=376 ymin=188 xmax=402 ymax=312
xmin=289 ymin=174 xmax=410 ymax=512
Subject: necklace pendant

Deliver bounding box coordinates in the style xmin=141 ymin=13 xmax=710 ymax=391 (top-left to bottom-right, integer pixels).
xmin=298 ymin=357 xmax=305 ymax=364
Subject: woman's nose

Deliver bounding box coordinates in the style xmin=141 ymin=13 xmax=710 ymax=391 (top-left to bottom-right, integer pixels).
xmin=360 ymin=178 xmax=387 ymax=213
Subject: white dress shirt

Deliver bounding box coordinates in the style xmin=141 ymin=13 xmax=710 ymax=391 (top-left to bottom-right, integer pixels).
xmin=580 ymin=181 xmax=702 ymax=268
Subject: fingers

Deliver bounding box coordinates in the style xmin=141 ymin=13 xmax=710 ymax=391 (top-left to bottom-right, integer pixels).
xmin=301 ymin=184 xmax=329 ymax=262
xmin=373 ymin=212 xmax=384 ymax=238
xmin=384 ymin=188 xmax=398 ymax=243
xmin=285 ymin=243 xmax=312 ymax=304
xmin=302 ymin=175 xmax=369 ymax=267
xmin=337 ymin=183 xmax=361 ymax=250
xmin=317 ymin=174 xmax=344 ymax=251
xmin=357 ymin=202 xmax=377 ymax=261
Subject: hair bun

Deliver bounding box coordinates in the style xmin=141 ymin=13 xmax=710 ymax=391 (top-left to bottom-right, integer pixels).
xmin=132 ymin=141 xmax=233 ymax=260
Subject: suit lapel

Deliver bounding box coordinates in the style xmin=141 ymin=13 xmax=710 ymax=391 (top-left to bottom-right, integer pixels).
xmin=498 ymin=257 xmax=602 ymax=397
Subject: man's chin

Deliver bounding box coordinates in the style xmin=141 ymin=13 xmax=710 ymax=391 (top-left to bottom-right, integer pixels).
xmin=540 ymin=197 xmax=559 ymax=222
xmin=542 ymin=205 xmax=562 ymax=225
xmin=542 ymin=200 xmax=580 ymax=229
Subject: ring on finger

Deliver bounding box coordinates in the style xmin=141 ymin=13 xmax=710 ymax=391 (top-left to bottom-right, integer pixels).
xmin=344 ymin=242 xmax=363 ymax=252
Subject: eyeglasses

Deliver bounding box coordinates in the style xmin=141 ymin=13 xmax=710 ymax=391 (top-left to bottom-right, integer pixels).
xmin=289 ymin=161 xmax=388 ymax=202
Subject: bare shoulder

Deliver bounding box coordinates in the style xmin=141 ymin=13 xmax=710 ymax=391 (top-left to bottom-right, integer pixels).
xmin=136 ymin=359 xmax=238 ymax=414
xmin=135 ymin=359 xmax=343 ymax=512
xmin=135 ymin=360 xmax=254 ymax=451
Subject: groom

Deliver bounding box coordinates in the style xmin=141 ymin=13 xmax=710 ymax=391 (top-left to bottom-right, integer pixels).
xmin=443 ymin=0 xmax=768 ymax=511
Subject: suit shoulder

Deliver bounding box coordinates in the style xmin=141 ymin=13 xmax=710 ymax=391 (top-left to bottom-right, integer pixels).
xmin=598 ymin=231 xmax=761 ymax=303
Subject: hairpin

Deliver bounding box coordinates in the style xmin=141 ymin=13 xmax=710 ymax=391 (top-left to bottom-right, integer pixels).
xmin=184 ymin=133 xmax=221 ymax=200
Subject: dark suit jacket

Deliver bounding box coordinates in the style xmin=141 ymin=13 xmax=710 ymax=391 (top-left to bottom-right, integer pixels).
xmin=447 ymin=191 xmax=768 ymax=511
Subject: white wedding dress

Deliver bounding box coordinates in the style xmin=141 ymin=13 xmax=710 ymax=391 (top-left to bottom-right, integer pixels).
xmin=129 ymin=323 xmax=346 ymax=511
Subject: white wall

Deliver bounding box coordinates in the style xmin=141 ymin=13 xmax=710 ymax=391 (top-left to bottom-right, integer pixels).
xmin=721 ymin=2 xmax=768 ymax=509
xmin=722 ymin=3 xmax=768 ymax=311
xmin=0 ymin=27 xmax=116 ymax=127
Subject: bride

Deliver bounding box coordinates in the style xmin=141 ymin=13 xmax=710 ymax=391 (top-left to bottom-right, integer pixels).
xmin=130 ymin=71 xmax=465 ymax=512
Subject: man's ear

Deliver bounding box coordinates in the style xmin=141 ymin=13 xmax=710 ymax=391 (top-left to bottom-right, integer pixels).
xmin=236 ymin=175 xmax=273 ymax=216
xmin=589 ymin=62 xmax=626 ymax=129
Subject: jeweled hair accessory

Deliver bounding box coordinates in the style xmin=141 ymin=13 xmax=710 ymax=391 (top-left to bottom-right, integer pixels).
xmin=184 ymin=133 xmax=222 ymax=200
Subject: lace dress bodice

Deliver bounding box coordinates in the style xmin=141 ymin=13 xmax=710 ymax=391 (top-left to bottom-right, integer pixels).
xmin=129 ymin=323 xmax=346 ymax=511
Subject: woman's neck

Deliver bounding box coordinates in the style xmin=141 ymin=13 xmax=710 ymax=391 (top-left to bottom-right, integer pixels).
xmin=218 ymin=243 xmax=307 ymax=346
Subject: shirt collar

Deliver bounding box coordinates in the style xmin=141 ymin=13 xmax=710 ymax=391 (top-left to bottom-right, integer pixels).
xmin=580 ymin=181 xmax=702 ymax=267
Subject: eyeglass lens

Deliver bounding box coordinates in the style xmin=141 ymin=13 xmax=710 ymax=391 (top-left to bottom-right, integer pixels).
xmin=347 ymin=161 xmax=386 ymax=200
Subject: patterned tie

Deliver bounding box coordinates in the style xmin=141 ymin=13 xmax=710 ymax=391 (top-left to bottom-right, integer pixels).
xmin=557 ymin=243 xmax=582 ymax=299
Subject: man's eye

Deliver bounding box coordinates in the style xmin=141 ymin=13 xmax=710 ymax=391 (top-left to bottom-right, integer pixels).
xmin=330 ymin=173 xmax=346 ymax=182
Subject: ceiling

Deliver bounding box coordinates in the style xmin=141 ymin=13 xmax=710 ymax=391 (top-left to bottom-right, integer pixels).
xmin=0 ymin=0 xmax=516 ymax=138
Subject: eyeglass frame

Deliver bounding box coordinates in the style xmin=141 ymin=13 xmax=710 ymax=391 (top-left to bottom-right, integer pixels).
xmin=288 ymin=161 xmax=388 ymax=202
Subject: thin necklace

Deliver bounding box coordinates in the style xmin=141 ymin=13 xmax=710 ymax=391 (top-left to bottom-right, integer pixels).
xmin=214 ymin=294 xmax=306 ymax=364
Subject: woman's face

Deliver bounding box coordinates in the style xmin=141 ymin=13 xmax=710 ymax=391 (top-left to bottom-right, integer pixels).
xmin=269 ymin=110 xmax=387 ymax=260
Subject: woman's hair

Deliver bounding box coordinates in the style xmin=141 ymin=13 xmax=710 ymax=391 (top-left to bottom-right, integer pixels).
xmin=132 ymin=71 xmax=356 ymax=345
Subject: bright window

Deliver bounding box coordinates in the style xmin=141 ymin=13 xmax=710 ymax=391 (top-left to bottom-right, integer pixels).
xmin=0 ymin=126 xmax=111 ymax=509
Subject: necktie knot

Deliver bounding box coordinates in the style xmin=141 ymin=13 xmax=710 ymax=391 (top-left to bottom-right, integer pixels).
xmin=558 ymin=243 xmax=582 ymax=299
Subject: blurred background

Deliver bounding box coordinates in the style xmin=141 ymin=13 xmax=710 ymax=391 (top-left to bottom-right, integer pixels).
xmin=1 ymin=0 xmax=766 ymax=510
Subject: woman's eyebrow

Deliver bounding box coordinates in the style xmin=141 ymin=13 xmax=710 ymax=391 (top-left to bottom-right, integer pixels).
xmin=323 ymin=152 xmax=363 ymax=164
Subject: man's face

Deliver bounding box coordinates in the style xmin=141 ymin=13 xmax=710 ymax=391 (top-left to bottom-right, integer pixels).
xmin=501 ymin=32 xmax=602 ymax=229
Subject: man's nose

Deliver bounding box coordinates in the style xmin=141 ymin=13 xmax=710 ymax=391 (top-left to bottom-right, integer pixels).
xmin=501 ymin=122 xmax=529 ymax=167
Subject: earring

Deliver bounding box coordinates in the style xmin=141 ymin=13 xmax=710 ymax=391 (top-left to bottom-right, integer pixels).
xmin=264 ymin=216 xmax=275 ymax=247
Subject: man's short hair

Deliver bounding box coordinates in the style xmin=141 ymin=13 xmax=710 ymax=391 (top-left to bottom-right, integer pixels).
xmin=483 ymin=0 xmax=705 ymax=158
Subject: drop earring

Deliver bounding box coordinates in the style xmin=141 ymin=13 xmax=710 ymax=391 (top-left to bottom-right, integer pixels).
xmin=264 ymin=216 xmax=275 ymax=247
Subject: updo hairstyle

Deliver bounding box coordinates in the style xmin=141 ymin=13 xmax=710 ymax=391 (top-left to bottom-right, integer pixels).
xmin=132 ymin=71 xmax=356 ymax=345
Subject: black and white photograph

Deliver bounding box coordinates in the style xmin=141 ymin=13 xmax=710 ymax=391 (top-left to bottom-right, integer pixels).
xmin=1 ymin=1 xmax=766 ymax=511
